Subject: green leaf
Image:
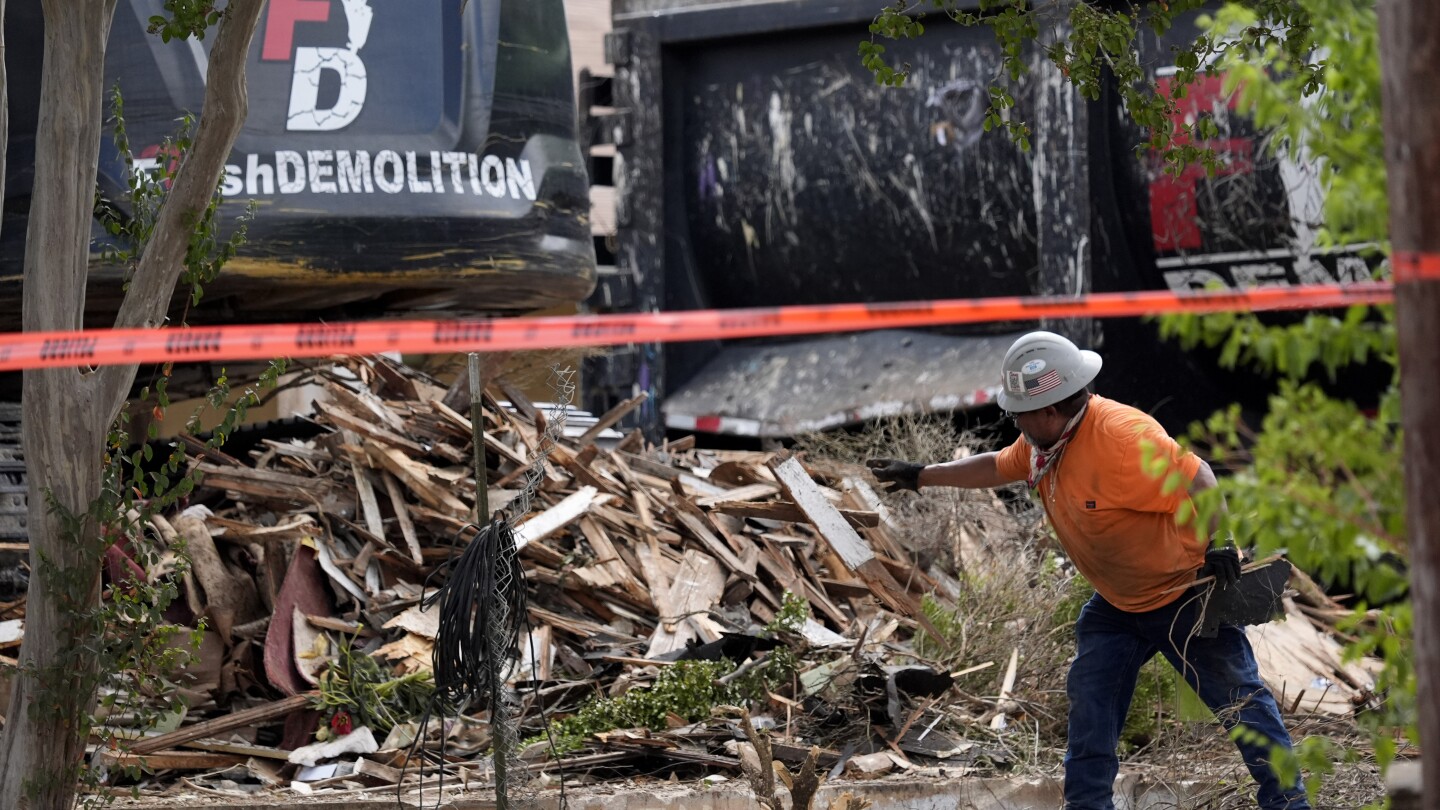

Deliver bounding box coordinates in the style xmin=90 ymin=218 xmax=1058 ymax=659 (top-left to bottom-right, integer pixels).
xmin=1161 ymin=470 xmax=1183 ymax=496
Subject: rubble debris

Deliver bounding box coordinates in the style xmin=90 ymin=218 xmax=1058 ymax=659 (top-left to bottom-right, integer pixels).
xmin=288 ymin=727 xmax=379 ymax=767
xmin=0 ymin=355 xmax=1383 ymax=801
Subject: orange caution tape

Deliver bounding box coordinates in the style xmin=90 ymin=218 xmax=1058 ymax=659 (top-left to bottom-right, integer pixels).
xmin=1392 ymin=252 xmax=1440 ymax=283
xmin=0 ymin=282 xmax=1394 ymax=372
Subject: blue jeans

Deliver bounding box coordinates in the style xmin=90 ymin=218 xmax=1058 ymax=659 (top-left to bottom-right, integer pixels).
xmin=1065 ymin=591 xmax=1311 ymax=809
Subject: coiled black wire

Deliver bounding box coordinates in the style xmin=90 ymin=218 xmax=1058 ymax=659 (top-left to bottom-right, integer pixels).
xmin=403 ymin=515 xmax=527 ymax=808
xmin=424 ymin=515 xmax=526 ymax=709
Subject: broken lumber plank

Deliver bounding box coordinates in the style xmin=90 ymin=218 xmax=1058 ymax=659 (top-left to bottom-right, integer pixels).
xmin=668 ymin=482 xmax=749 ymax=550
xmin=878 ymin=555 xmax=939 ymax=596
xmin=729 ymin=528 xmax=764 ymax=579
xmin=195 ymin=463 xmax=328 ymax=502
xmin=305 ymin=614 xmax=375 ymax=637
xmin=616 ymin=452 xmax=730 ymax=497
xmin=771 ymin=741 xmax=842 ymax=768
xmin=95 ymin=750 xmax=246 ymax=771
xmin=754 ymin=543 xmax=850 ymax=630
xmin=349 ymin=445 xmax=387 ymax=544
xmin=368 ymin=353 xmax=422 ymax=401
xmin=550 ymin=443 xmax=626 ymax=496
xmin=528 ymin=605 xmax=633 ymax=642
xmin=709 ymin=500 xmax=880 ymax=529
xmin=631 ymin=492 xmax=667 ymax=541
xmin=514 ymin=486 xmax=603 ymax=549
xmin=494 ymin=375 xmax=541 ymax=424
xmin=843 ymin=476 xmax=907 ymax=560
xmin=576 ymin=392 xmax=649 ymax=446
xmin=371 ymin=548 xmax=425 ymax=586
xmin=748 ymin=575 xmax=783 ymax=612
xmin=603 ymin=741 xmax=739 ymax=770
xmin=329 ymin=514 xmax=389 ymax=553
xmin=408 ymin=504 xmax=470 ymax=535
xmin=634 ymin=539 xmax=680 ymax=619
xmin=706 ymin=458 xmax=777 ymax=488
xmin=600 ymin=654 xmax=677 ymax=667
xmin=324 ymin=380 xmax=407 ymax=434
xmin=568 ymin=588 xmax=621 ymax=623
xmin=381 ymin=472 xmax=425 ymax=565
xmin=260 ymin=439 xmax=331 ymax=462
xmin=990 ymin=647 xmax=1020 ymax=730
xmin=205 ymin=515 xmax=317 ymax=545
xmin=820 ymin=578 xmax=876 ymax=600
xmin=515 ymin=538 xmax=567 ymax=569
xmin=667 ymin=501 xmax=756 ymax=582
xmin=173 ymin=738 xmax=293 ymax=760
xmin=317 ymin=401 xmax=426 ymax=455
xmin=663 ymin=435 xmax=697 ymax=452
xmin=694 ymin=482 xmax=780 ymax=507
xmin=354 ymin=756 xmax=405 ymax=784
xmin=645 ymin=549 xmax=726 ymax=657
xmin=814 ymin=543 xmax=867 ymax=588
xmin=129 ymin=693 xmax=316 ymax=755
xmin=601 ymin=590 xmax=664 ymax=626
xmin=1288 ymin=564 xmax=1347 ymax=611
xmin=769 ymin=456 xmax=942 ymax=638
xmin=520 ymin=624 xmax=555 ymax=682
xmin=760 ymin=532 xmax=810 ymax=548
xmin=571 ymin=563 xmax=617 ymax=590
xmin=430 ymin=399 xmax=531 ymax=468
xmin=768 ymin=457 xmax=875 ymax=571
xmin=522 ymin=750 xmax=638 ymax=773
xmin=366 ymin=444 xmax=469 ymax=514
xmin=605 ymin=460 xmax=667 ymax=539
xmin=578 ymin=516 xmax=652 ymax=606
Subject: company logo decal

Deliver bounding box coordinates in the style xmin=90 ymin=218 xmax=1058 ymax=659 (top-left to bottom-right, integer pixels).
xmin=217 ymin=149 xmax=537 ymax=200
xmin=137 ymin=1 xmax=540 ymax=201
xmin=264 ymin=0 xmax=373 ymax=132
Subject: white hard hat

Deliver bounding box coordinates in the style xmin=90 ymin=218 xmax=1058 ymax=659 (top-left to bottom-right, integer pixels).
xmin=996 ymin=331 xmax=1102 ymax=413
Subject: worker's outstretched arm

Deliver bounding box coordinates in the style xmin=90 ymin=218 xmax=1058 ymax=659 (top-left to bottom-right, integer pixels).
xmin=918 ymin=452 xmax=1010 ymax=489
xmin=867 ymin=452 xmax=1011 ymax=492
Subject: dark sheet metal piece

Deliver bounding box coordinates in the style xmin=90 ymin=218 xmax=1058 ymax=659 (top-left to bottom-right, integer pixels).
xmin=1198 ymin=558 xmax=1292 ymax=638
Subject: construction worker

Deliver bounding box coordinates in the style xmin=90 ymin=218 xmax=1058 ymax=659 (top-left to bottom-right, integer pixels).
xmin=867 ymin=331 xmax=1310 ymax=810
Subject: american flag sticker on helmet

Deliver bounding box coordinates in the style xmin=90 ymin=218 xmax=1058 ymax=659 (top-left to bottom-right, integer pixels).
xmin=1027 ymin=369 xmax=1063 ymax=395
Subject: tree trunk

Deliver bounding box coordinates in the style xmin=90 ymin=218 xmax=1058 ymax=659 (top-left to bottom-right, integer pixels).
xmin=0 ymin=1 xmax=119 ymax=804
xmin=0 ymin=0 xmax=264 ymax=805
xmin=1 ymin=394 xmax=107 ymax=808
xmin=1379 ymin=0 xmax=1440 ymax=807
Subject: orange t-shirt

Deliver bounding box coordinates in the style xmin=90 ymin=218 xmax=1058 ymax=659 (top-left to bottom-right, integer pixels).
xmin=995 ymin=396 xmax=1206 ymax=612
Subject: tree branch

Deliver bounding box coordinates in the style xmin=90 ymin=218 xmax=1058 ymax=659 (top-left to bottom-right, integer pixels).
xmin=97 ymin=0 xmax=266 ymax=412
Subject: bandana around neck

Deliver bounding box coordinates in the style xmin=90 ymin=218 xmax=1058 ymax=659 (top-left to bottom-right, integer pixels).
xmin=1026 ymin=399 xmax=1090 ymax=490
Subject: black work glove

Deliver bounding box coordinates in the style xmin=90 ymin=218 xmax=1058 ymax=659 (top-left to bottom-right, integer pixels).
xmin=865 ymin=458 xmax=926 ymax=493
xmin=1200 ymin=547 xmax=1242 ymax=589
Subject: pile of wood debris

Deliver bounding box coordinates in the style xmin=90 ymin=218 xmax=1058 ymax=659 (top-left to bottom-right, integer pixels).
xmin=0 ymin=355 xmax=1385 ymax=804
